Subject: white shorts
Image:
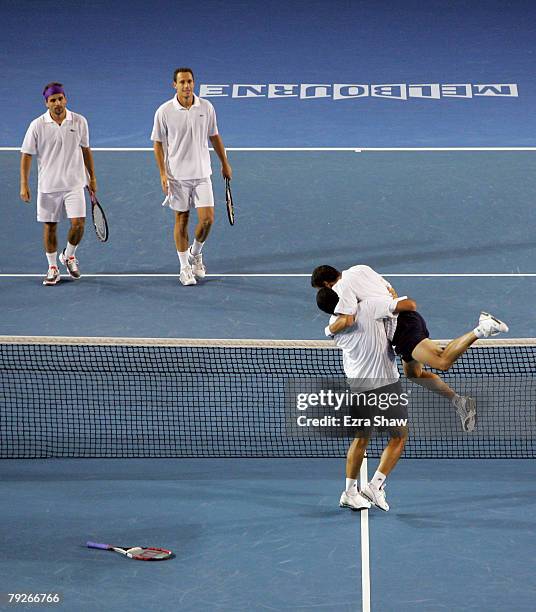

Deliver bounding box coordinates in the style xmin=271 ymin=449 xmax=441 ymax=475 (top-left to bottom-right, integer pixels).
xmin=37 ymin=189 xmax=86 ymax=223
xmin=162 ymin=177 xmax=214 ymax=212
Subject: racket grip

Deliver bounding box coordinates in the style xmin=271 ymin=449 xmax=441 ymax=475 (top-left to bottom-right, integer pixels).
xmin=87 ymin=541 xmax=110 ymax=550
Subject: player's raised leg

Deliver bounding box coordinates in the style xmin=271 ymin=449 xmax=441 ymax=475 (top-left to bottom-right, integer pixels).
xmin=411 ymin=311 xmax=509 ymax=372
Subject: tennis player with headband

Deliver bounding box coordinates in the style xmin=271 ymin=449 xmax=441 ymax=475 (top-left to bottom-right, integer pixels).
xmin=20 ymin=82 xmax=97 ymax=285
xmin=152 ymin=67 xmax=232 ymax=286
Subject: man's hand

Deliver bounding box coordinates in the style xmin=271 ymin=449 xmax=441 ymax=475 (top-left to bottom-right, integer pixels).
xmin=160 ymin=174 xmax=169 ymax=194
xmin=221 ymin=161 xmax=232 ymax=180
xmin=388 ymin=286 xmax=398 ymax=299
xmin=88 ymin=177 xmax=97 ymax=194
xmin=20 ymin=184 xmax=31 ymax=202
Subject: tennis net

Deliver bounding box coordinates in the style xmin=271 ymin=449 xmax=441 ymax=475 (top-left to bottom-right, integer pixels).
xmin=1 ymin=336 xmax=535 ymax=459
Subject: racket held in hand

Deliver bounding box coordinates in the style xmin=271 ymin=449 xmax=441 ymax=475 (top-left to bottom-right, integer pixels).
xmin=87 ymin=541 xmax=174 ymax=561
xmin=225 ymin=177 xmax=235 ymax=226
xmin=86 ymin=187 xmax=109 ymax=242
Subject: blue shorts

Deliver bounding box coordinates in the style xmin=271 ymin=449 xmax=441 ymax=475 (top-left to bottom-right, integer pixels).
xmin=392 ymin=311 xmax=430 ymax=363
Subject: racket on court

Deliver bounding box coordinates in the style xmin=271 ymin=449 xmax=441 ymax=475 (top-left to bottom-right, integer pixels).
xmin=87 ymin=541 xmax=174 ymax=561
xmin=86 ymin=187 xmax=109 ymax=242
xmin=225 ymin=177 xmax=235 ymax=226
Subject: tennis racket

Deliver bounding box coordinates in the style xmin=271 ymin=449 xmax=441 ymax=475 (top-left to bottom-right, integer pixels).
xmin=225 ymin=177 xmax=235 ymax=226
xmin=87 ymin=541 xmax=174 ymax=561
xmin=86 ymin=187 xmax=109 ymax=242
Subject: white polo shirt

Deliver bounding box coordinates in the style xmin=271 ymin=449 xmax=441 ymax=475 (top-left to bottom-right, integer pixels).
xmin=151 ymin=95 xmax=218 ymax=180
xmin=21 ymin=110 xmax=89 ymax=193
xmin=332 ymin=265 xmax=392 ymax=315
xmin=332 ymin=264 xmax=397 ymax=340
xmin=331 ymin=296 xmax=399 ymax=390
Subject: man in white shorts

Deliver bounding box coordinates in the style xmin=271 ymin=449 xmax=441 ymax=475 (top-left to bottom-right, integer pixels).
xmin=152 ymin=67 xmax=232 ymax=286
xmin=20 ymin=82 xmax=97 ymax=285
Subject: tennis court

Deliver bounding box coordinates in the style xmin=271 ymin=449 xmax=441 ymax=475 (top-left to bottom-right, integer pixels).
xmin=1 ymin=1 xmax=536 ymax=611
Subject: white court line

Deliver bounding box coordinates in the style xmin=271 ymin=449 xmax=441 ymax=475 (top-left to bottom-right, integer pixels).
xmin=0 ymin=273 xmax=535 ymax=278
xmin=360 ymin=455 xmax=371 ymax=612
xmin=2 ymin=146 xmax=536 ymax=152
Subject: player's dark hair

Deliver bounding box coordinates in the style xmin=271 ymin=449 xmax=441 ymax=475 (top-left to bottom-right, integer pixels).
xmin=42 ymin=82 xmax=64 ymax=96
xmin=316 ymin=288 xmax=339 ymax=315
xmin=173 ymin=67 xmax=194 ymax=82
xmin=311 ymin=265 xmax=340 ymax=288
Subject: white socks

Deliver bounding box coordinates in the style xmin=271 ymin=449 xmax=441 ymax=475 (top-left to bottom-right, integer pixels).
xmin=179 ymin=241 xmax=204 ymax=269
xmin=177 ymin=251 xmax=190 ymax=270
xmin=345 ymin=478 xmax=358 ymax=494
xmin=191 ymin=239 xmax=204 ymax=256
xmin=371 ymin=470 xmax=386 ymax=489
xmin=46 ymin=252 xmax=57 ymax=268
xmin=65 ymin=242 xmax=77 ymax=258
xmin=473 ymin=325 xmax=486 ymax=339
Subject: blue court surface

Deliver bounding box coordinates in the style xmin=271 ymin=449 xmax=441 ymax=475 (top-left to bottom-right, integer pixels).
xmin=1 ymin=1 xmax=536 ymax=611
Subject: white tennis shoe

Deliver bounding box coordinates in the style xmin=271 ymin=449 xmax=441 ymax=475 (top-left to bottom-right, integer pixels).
xmin=43 ymin=266 xmax=60 ymax=286
xmin=188 ymin=247 xmax=206 ymax=279
xmin=452 ymin=395 xmax=477 ymax=432
xmin=477 ymin=312 xmax=509 ymax=337
xmin=362 ymin=483 xmax=390 ymax=511
xmin=59 ymin=249 xmax=80 ymax=279
xmin=179 ymin=266 xmax=197 ymax=286
xmin=339 ymin=490 xmax=371 ymax=511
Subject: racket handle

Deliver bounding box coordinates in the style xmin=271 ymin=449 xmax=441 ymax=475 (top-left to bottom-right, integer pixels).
xmin=86 ymin=541 xmax=110 ymax=550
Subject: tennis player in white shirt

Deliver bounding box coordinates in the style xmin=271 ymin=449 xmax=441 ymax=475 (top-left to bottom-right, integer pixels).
xmin=312 ymin=264 xmax=508 ymax=431
xmin=316 ymin=287 xmax=415 ymax=512
xmin=152 ymin=67 xmax=232 ymax=286
xmin=20 ymin=82 xmax=97 ymax=285
xmin=316 ymin=287 xmax=509 ymax=511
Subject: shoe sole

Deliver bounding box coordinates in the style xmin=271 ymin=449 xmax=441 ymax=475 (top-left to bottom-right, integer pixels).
xmin=43 ymin=277 xmax=60 ymax=286
xmin=461 ymin=398 xmax=477 ymax=432
xmin=339 ymin=501 xmax=370 ymax=511
xmin=480 ymin=312 xmax=509 ymax=334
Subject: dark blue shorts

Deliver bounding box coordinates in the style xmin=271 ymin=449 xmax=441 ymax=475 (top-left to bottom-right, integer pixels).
xmin=392 ymin=311 xmax=430 ymax=363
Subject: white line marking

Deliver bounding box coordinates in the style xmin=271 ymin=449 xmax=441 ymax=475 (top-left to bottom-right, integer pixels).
xmin=2 ymin=146 xmax=536 ymax=152
xmin=0 ymin=273 xmax=535 ymax=278
xmin=360 ymin=454 xmax=371 ymax=612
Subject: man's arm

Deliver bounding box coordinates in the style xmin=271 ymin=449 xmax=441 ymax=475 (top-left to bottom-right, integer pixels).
xmin=209 ymin=135 xmax=232 ymax=179
xmin=327 ymin=314 xmax=355 ymax=335
xmin=392 ymin=298 xmax=417 ymax=313
xmin=19 ymin=153 xmax=32 ymax=202
xmin=81 ymin=147 xmax=97 ymax=193
xmin=153 ymin=141 xmax=168 ymax=194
